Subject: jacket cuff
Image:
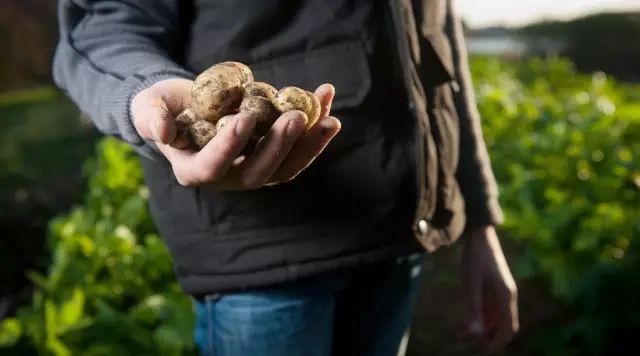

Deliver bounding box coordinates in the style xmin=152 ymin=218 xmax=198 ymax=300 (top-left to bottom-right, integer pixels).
xmin=464 ymin=195 xmax=504 ymax=230
xmin=110 ymin=68 xmax=196 ymax=160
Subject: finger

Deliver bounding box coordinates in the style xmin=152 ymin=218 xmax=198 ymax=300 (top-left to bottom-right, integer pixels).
xmin=269 ymin=116 xmax=341 ymax=183
xmin=485 ymin=313 xmax=516 ymax=353
xmin=132 ymin=98 xmax=176 ymax=144
xmin=169 ymin=113 xmax=256 ymax=186
xmin=238 ymin=111 xmax=307 ymax=189
xmin=314 ymin=83 xmax=335 ymax=118
xmin=485 ymin=290 xmax=519 ymax=353
xmin=461 ymin=247 xmax=485 ymax=341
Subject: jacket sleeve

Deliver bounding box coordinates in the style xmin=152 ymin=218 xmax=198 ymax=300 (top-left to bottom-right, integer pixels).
xmin=53 ymin=0 xmax=195 ymax=159
xmin=444 ymin=1 xmax=504 ymax=228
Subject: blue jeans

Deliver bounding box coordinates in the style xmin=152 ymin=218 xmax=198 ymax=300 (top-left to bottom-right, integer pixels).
xmin=193 ymin=253 xmax=425 ymax=356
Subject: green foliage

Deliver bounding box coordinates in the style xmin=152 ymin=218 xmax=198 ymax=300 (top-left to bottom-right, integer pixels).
xmin=472 ymin=56 xmax=640 ymax=354
xmin=1 ymin=57 xmax=638 ymax=355
xmin=1 ymin=138 xmax=195 ymax=355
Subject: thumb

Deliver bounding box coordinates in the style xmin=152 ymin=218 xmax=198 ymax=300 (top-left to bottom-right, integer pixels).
xmin=132 ymin=97 xmax=177 ymax=144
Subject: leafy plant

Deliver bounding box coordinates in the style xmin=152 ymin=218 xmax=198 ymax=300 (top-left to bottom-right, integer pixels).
xmin=1 ymin=138 xmax=195 ymax=355
xmin=472 ymin=56 xmax=640 ymax=354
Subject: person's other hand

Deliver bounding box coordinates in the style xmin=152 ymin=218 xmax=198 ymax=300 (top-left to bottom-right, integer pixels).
xmin=460 ymin=225 xmax=519 ymax=354
xmin=131 ymin=78 xmax=341 ymax=190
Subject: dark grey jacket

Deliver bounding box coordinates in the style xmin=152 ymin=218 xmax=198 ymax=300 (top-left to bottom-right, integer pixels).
xmin=53 ymin=0 xmax=503 ymax=295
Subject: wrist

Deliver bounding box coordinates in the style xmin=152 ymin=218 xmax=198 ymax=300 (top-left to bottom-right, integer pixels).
xmin=464 ymin=225 xmax=494 ymax=240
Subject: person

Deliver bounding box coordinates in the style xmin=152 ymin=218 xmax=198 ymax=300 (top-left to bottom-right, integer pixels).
xmin=53 ymin=0 xmax=519 ymax=355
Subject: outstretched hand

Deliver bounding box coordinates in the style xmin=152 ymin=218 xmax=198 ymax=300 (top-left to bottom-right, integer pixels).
xmin=131 ymin=79 xmax=341 ymax=190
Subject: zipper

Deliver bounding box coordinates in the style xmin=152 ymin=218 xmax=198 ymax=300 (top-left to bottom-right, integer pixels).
xmin=387 ymin=0 xmax=427 ymax=232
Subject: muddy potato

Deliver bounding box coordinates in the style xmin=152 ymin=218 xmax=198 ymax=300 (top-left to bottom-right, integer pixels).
xmin=215 ymin=114 xmax=261 ymax=156
xmin=188 ymin=120 xmax=217 ymax=149
xmin=303 ymin=90 xmax=321 ymax=129
xmin=272 ymin=86 xmax=321 ymax=130
xmin=215 ymin=115 xmax=236 ymax=133
xmin=243 ymin=82 xmax=277 ymax=101
xmin=240 ymin=96 xmax=280 ymax=137
xmin=171 ymin=108 xmax=198 ymax=149
xmin=191 ymin=61 xmax=254 ymax=123
xmin=217 ymin=61 xmax=254 ymax=84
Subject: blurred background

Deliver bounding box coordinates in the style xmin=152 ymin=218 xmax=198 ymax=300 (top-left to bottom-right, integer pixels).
xmin=0 ymin=1 xmax=639 ymax=355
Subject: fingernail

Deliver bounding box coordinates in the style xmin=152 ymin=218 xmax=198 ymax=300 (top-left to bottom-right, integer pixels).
xmin=326 ymin=84 xmax=336 ymax=95
xmin=235 ymin=115 xmax=256 ymax=137
xmin=319 ymin=117 xmax=341 ymax=137
xmin=286 ymin=116 xmax=307 ymax=137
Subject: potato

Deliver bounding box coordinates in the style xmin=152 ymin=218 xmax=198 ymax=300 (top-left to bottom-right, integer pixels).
xmin=272 ymin=87 xmax=321 ymax=130
xmin=171 ymin=108 xmax=198 ymax=149
xmin=214 ymin=114 xmax=261 ymax=156
xmin=181 ymin=61 xmax=328 ymax=153
xmin=191 ymin=61 xmax=254 ymax=123
xmin=304 ymin=90 xmax=321 ymax=129
xmin=240 ymin=96 xmax=280 ymax=137
xmin=217 ymin=61 xmax=254 ymax=84
xmin=243 ymin=82 xmax=277 ymax=100
xmin=215 ymin=115 xmax=236 ymax=133
xmin=188 ymin=120 xmax=217 ymax=149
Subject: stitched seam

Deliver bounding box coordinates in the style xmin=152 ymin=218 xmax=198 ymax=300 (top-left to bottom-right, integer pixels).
xmin=66 ymin=4 xmax=125 ymax=81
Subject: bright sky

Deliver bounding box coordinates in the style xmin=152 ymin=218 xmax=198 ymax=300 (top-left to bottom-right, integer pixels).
xmin=457 ymin=0 xmax=640 ymax=28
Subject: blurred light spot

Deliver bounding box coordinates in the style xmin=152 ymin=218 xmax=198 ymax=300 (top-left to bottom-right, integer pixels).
xmin=114 ymin=225 xmax=135 ymax=243
xmin=568 ymin=113 xmax=581 ymax=124
xmin=591 ymin=150 xmax=604 ymax=162
xmin=634 ymin=175 xmax=640 ymax=189
xmin=596 ymin=98 xmax=615 ymax=115
xmin=98 ymin=247 xmax=109 ymax=257
xmin=577 ymin=169 xmax=590 ymax=181
xmin=612 ymin=247 xmax=624 ymax=259
xmin=552 ymin=122 xmax=566 ymax=136
xmin=618 ymin=148 xmax=632 ymax=163
xmin=139 ymin=186 xmax=149 ymax=199
xmin=575 ymin=91 xmax=590 ymax=104
xmin=14 ymin=188 xmax=28 ymax=203
xmin=592 ymin=71 xmax=607 ymax=87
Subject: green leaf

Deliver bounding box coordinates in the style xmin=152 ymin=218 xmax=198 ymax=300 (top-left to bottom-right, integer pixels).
xmin=46 ymin=335 xmax=71 ymax=356
xmin=44 ymin=299 xmax=58 ymax=337
xmin=58 ymin=288 xmax=85 ymax=334
xmin=0 ymin=318 xmax=22 ymax=347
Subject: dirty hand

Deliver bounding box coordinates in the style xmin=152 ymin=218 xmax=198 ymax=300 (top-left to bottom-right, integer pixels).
xmin=131 ymin=79 xmax=341 ymax=190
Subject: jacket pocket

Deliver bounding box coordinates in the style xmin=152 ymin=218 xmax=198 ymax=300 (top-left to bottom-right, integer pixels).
xmin=250 ymin=41 xmax=372 ymax=111
xmin=199 ymin=40 xmax=380 ymax=234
